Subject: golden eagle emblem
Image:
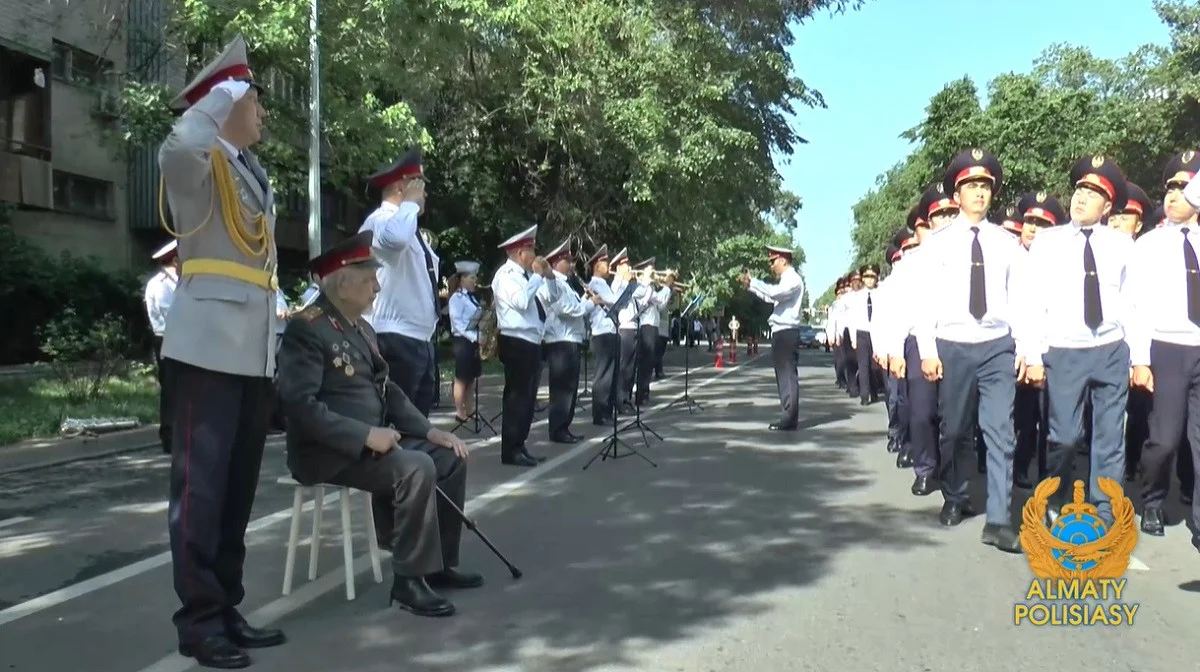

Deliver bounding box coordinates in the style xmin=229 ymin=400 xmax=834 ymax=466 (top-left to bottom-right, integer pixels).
xmin=1019 ymin=477 xmax=1138 ymax=580
xmin=1184 ymin=150 xmax=1196 ymax=163
xmin=1036 ymin=191 xmax=1047 ymax=203
xmin=971 ymin=148 xmax=984 ymax=161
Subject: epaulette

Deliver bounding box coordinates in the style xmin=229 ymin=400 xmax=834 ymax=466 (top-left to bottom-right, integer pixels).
xmin=297 ymin=305 xmax=324 ymax=322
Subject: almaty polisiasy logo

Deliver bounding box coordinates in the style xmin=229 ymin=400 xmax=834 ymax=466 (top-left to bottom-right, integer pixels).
xmin=1014 ymin=477 xmax=1140 ymax=627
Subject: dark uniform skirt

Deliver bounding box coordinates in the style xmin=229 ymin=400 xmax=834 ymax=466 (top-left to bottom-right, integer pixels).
xmin=452 ymin=335 xmax=482 ymax=381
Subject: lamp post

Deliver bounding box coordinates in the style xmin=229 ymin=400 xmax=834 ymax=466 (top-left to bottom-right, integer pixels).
xmin=305 ymin=0 xmax=322 ymax=260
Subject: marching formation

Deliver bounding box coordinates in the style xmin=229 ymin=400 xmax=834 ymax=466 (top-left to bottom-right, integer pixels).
xmin=825 ymin=146 xmax=1200 ymax=556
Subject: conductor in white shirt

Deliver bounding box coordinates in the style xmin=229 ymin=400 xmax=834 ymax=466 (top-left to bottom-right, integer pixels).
xmin=491 ymin=225 xmax=559 ymax=467
xmin=145 ymin=240 xmax=179 ymax=454
xmin=358 ymin=148 xmax=441 ymax=417
xmin=739 ymin=245 xmax=805 ymax=431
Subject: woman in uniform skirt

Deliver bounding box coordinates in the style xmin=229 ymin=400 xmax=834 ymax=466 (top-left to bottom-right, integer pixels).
xmin=448 ymin=260 xmax=485 ymax=422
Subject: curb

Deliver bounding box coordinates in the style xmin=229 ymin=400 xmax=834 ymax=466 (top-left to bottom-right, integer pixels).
xmin=0 ymin=440 xmax=162 ymax=477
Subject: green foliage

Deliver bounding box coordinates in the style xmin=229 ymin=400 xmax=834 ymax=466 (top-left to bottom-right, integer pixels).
xmin=840 ymin=0 xmax=1200 ymax=292
xmin=110 ymin=0 xmax=868 ymax=312
xmin=38 ymin=309 xmax=133 ymax=403
xmin=0 ymin=374 xmax=159 ymax=445
xmin=0 ymin=225 xmax=152 ymax=365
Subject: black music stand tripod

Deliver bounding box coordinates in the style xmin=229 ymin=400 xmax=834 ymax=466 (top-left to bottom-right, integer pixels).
xmin=616 ymin=299 xmax=664 ymax=445
xmin=584 ymin=282 xmax=657 ymax=469
xmin=665 ymin=293 xmax=705 ymax=414
xmin=451 ymin=314 xmax=497 ymax=436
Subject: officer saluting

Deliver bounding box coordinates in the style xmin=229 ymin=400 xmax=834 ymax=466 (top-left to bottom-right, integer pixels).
xmin=157 ymin=34 xmax=285 ymax=668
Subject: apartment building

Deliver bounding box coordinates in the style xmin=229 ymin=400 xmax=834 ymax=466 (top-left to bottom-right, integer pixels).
xmin=0 ymin=0 xmax=359 ymax=273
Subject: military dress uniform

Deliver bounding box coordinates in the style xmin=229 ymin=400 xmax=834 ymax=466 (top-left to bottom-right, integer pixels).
xmin=826 ymin=278 xmax=849 ymax=387
xmin=491 ymin=225 xmax=558 ymax=466
xmin=846 ymin=263 xmax=885 ymax=405
xmin=538 ymin=238 xmax=594 ymax=443
xmin=912 ymin=148 xmax=1023 ymax=552
xmin=447 ymin=261 xmax=484 ymax=385
xmin=745 ymin=245 xmax=805 ymax=431
xmin=276 ymin=231 xmax=480 ymax=620
xmin=156 ymin=34 xmax=286 ymax=666
xmin=1126 ymin=150 xmax=1200 ymax=538
xmin=870 ymin=227 xmax=917 ymax=461
xmin=359 ymin=148 xmax=442 ymax=417
xmin=585 ymin=245 xmax=621 ymax=425
xmin=632 ymin=258 xmax=671 ymax=404
xmin=611 ymin=249 xmax=651 ymax=409
xmin=1020 ymin=156 xmax=1133 ymax=523
xmin=144 ymin=240 xmax=179 ymax=455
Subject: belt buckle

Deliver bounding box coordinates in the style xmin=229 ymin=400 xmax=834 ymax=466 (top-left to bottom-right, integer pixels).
xmin=269 ymin=275 xmax=279 ymax=291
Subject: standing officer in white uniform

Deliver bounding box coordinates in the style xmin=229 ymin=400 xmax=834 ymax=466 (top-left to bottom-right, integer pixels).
xmin=585 ymin=245 xmax=620 ymax=425
xmin=157 ymin=34 xmax=286 ymax=668
xmin=145 ymin=239 xmax=179 ymax=455
xmin=539 ymin=238 xmax=599 ymax=443
xmin=740 ymin=244 xmax=805 ymax=431
xmin=358 ymin=148 xmax=440 ymax=416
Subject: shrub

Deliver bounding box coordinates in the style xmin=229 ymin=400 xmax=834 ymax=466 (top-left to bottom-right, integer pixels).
xmin=38 ymin=308 xmax=133 ymax=402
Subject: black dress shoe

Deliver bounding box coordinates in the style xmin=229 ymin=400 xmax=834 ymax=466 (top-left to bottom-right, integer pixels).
xmin=225 ymin=616 xmax=286 ymax=649
xmin=179 ymin=635 xmax=250 ymax=669
xmin=427 ymin=567 xmax=484 ymax=589
xmin=389 ymin=576 xmax=455 ymax=617
xmin=981 ymin=523 xmax=1022 ymax=553
xmin=911 ymin=475 xmax=936 ymax=496
xmin=895 ymin=449 xmax=913 ymax=469
xmin=885 ymin=437 xmax=899 ymax=454
xmin=859 ymin=399 xmax=870 ymax=406
xmin=1141 ymin=507 xmax=1165 ymax=536
xmin=501 ymin=453 xmax=538 ymax=467
xmin=1014 ymin=473 xmax=1033 ymax=489
xmin=550 ymin=434 xmax=580 ymax=444
xmin=939 ymin=501 xmax=975 ymax=527
xmin=768 ymin=422 xmax=797 ymax=431
xmin=520 ymin=447 xmax=547 ymax=463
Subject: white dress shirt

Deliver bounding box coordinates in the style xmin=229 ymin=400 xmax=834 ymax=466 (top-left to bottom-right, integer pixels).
xmin=492 ymin=259 xmax=558 ymax=344
xmin=639 ymin=285 xmax=672 ymax=328
xmin=841 ymin=287 xmax=877 ymax=347
xmin=587 ymin=275 xmax=620 ymax=336
xmin=539 ymin=271 xmax=592 ymax=343
xmin=613 ymin=275 xmax=651 ymax=330
xmin=868 ymin=273 xmax=899 ymax=357
xmin=144 ymin=268 xmax=178 ymax=336
xmin=748 ymin=266 xmax=804 ymax=334
xmin=912 ymin=216 xmax=1025 ymax=360
xmin=1126 ymin=224 xmax=1200 ymax=365
xmin=1019 ymin=223 xmax=1132 ymax=366
xmin=359 ymin=200 xmax=441 ymax=340
xmin=448 ymin=289 xmax=483 ymax=342
xmin=825 ymin=295 xmax=847 ymax=343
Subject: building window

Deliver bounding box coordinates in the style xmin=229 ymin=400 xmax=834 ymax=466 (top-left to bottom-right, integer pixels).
xmin=53 ymin=171 xmax=114 ymax=219
xmin=0 ymin=45 xmax=52 ymax=160
xmin=51 ymin=40 xmax=113 ymax=89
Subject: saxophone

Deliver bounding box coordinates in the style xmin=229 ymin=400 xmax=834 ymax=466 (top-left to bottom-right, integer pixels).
xmin=478 ymin=301 xmax=500 ymax=361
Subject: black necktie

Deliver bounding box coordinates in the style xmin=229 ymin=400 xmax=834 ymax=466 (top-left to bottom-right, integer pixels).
xmin=968 ymin=226 xmax=987 ymax=320
xmin=1184 ymin=228 xmax=1200 ymax=326
xmin=237 ymin=153 xmax=266 ymax=191
xmin=416 ymin=234 xmax=438 ymax=313
xmin=866 ymin=293 xmax=873 ymax=321
xmin=525 ymin=271 xmax=547 ymax=322
xmin=1081 ymin=229 xmax=1103 ymax=330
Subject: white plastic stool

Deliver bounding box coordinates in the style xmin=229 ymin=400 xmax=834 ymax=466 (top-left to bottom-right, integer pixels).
xmin=278 ymin=476 xmax=384 ymax=600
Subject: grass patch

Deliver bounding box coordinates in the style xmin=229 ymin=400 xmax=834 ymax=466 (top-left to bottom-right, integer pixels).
xmin=0 ymin=369 xmax=159 ymax=446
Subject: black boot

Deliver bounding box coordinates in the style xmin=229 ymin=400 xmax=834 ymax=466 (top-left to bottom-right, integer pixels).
xmin=389 ymin=576 xmax=455 ymax=617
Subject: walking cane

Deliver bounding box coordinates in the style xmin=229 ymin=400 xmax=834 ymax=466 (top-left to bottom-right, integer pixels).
xmin=436 ymin=486 xmax=523 ymax=579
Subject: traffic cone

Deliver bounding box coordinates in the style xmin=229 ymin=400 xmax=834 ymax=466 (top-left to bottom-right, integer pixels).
xmin=714 ymin=341 xmax=724 ymax=368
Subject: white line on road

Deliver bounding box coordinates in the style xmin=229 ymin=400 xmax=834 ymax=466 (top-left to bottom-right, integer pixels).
xmin=134 ymin=354 xmax=764 ymax=672
xmin=0 ymin=358 xmax=725 ymax=629
xmin=0 ymin=516 xmax=32 ymax=531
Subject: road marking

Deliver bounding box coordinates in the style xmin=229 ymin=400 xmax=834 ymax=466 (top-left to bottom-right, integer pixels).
xmin=0 ymin=358 xmax=726 ymax=628
xmin=134 ymin=354 xmax=763 ymax=672
xmin=0 ymin=516 xmax=32 ymax=531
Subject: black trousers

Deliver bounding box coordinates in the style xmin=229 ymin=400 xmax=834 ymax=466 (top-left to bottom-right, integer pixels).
xmin=655 ymin=335 xmax=668 ymax=377
xmin=840 ymin=328 xmax=859 ymax=397
xmin=636 ymin=325 xmax=657 ymax=402
xmin=545 ymin=341 xmax=581 ymax=438
xmin=166 ymin=360 xmax=272 ymax=646
xmin=771 ymin=328 xmax=800 ymax=427
xmin=833 ymin=339 xmax=846 ymax=386
xmin=1013 ymin=384 xmax=1048 ymax=482
xmin=590 ymin=333 xmax=619 ymax=422
xmin=377 ymin=333 xmax=437 ymax=417
xmin=904 ymin=335 xmax=939 ymax=479
xmin=154 ymin=336 xmax=175 ymax=454
xmin=327 ymin=438 xmax=465 ymax=576
xmin=1141 ymin=340 xmax=1200 ymax=513
xmin=498 ymin=335 xmax=541 ymax=456
xmin=618 ymin=328 xmax=639 ymax=407
xmin=855 ymin=330 xmax=884 ymax=402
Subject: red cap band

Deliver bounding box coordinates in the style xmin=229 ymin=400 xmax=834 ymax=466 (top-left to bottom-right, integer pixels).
xmin=927 ymin=197 xmax=957 ymax=217
xmin=1123 ymin=200 xmax=1145 ymax=215
xmin=313 ymin=244 xmax=373 ymax=279
xmin=1076 ymin=173 xmax=1116 ymax=201
xmin=954 ymin=166 xmax=994 ymax=187
xmin=368 ymin=163 xmax=424 ymax=189
xmin=184 ymin=64 xmax=254 ymax=106
xmin=1025 ymin=207 xmax=1057 ymax=225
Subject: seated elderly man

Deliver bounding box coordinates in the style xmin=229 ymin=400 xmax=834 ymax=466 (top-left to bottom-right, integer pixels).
xmin=276 ymin=230 xmax=482 ymax=618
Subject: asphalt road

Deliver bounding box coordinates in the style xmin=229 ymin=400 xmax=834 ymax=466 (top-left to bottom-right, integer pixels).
xmin=1 ymin=346 xmax=1197 ymax=672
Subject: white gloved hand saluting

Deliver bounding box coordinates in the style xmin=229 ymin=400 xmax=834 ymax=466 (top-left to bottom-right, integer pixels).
xmin=213 ymin=80 xmax=251 ymax=101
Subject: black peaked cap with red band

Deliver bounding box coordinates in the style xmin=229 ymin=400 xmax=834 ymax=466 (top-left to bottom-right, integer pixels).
xmin=1016 ymin=191 xmax=1067 ymax=227
xmin=1069 ymin=155 xmax=1128 ymax=211
xmin=943 ymin=148 xmax=1003 ymax=197
xmin=367 ymin=146 xmax=425 ymax=190
xmin=918 ymin=182 xmax=958 ymax=222
xmin=1120 ymin=181 xmax=1150 ymax=217
xmin=1163 ymin=150 xmax=1200 ymax=189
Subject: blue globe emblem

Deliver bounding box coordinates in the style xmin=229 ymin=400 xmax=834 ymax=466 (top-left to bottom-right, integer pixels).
xmin=1050 ymin=511 xmax=1109 ymax=571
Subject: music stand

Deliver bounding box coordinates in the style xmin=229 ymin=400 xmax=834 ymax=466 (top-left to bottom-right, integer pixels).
xmin=615 ymin=297 xmax=664 ymax=445
xmin=452 ymin=308 xmax=497 ymax=436
xmin=666 ymin=293 xmax=705 ymax=414
xmin=584 ymin=281 xmax=657 ymax=469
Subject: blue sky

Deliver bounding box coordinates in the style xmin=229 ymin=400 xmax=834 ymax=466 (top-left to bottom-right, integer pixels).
xmin=779 ymin=0 xmax=1172 ymax=295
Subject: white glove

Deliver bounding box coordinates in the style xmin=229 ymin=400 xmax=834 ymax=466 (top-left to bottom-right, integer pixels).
xmin=213 ymin=80 xmax=251 ymax=101
xmin=1185 ymin=175 xmax=1200 ymax=210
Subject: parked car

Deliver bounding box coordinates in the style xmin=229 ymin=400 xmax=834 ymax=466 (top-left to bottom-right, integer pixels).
xmin=798 ymin=325 xmax=819 ymax=348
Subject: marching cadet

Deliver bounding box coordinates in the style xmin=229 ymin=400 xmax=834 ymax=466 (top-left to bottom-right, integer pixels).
xmin=826 ymin=277 xmax=849 ymax=388
xmin=870 ymin=228 xmax=916 ymax=458
xmin=1109 ymin=181 xmax=1150 ymax=238
xmin=999 ymin=204 xmax=1024 ymax=239
xmin=491 ymin=225 xmax=558 ymax=467
xmin=1126 ymin=150 xmax=1200 ymax=537
xmin=539 ymin=238 xmax=599 ymax=443
xmin=611 ymin=248 xmax=649 ymax=411
xmin=836 ymin=270 xmax=863 ymax=398
xmin=1019 ymin=156 xmax=1133 ymax=524
xmin=632 ymin=258 xmax=671 ymax=405
xmin=276 ymin=230 xmax=479 ymax=620
xmin=447 ymin=260 xmax=484 ymax=423
xmin=912 ymin=148 xmax=1024 ymax=552
xmin=1110 ymin=181 xmax=1152 ymax=481
xmin=1011 ymin=191 xmax=1066 ymax=488
xmin=845 ymin=263 xmax=884 ymax=405
xmin=884 ymin=185 xmax=960 ymax=495
xmin=144 ymin=240 xmax=179 ymax=455
xmin=585 ymin=245 xmax=620 ymax=425
xmin=358 ymin=147 xmax=440 ymax=417
xmin=740 ymin=244 xmax=805 ymax=431
xmin=157 ymin=34 xmax=286 ymax=667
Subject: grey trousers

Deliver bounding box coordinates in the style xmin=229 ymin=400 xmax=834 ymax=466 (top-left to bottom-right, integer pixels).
xmin=937 ymin=335 xmax=1017 ymax=525
xmin=1044 ymin=341 xmax=1128 ymax=523
xmin=327 ymin=438 xmax=466 ymax=576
